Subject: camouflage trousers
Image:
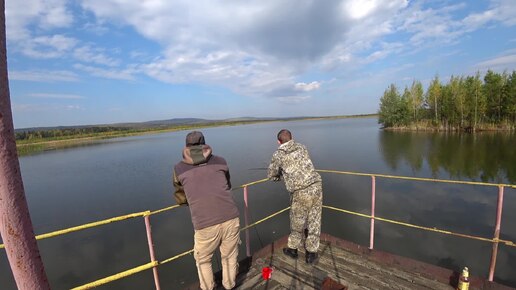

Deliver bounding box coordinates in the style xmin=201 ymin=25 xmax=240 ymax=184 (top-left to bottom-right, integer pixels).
xmin=287 ymin=182 xmax=323 ymax=253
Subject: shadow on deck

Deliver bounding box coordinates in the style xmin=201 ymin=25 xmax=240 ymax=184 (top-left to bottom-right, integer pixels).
xmin=186 ymin=233 xmax=515 ymax=290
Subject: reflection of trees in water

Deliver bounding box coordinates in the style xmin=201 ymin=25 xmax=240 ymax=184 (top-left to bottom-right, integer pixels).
xmin=379 ymin=131 xmax=516 ymax=183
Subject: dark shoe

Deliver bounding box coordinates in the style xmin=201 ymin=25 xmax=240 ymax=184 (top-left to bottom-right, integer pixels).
xmin=306 ymin=251 xmax=318 ymax=264
xmin=283 ymin=247 xmax=298 ymax=259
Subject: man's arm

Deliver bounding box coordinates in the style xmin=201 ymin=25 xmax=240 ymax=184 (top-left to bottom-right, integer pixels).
xmin=172 ymin=170 xmax=188 ymax=206
xmin=267 ymin=152 xmax=282 ymax=181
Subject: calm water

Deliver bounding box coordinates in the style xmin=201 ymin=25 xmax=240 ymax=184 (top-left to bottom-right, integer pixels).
xmin=1 ymin=117 xmax=515 ymax=289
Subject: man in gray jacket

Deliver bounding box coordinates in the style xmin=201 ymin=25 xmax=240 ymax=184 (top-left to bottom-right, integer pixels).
xmin=268 ymin=129 xmax=323 ymax=264
xmin=173 ymin=131 xmax=240 ymax=290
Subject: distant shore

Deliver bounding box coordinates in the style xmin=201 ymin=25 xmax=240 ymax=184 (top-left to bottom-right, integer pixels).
xmin=16 ymin=114 xmax=377 ymax=156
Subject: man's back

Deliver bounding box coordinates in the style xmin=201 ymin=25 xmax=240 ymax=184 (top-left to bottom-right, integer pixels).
xmin=174 ymin=145 xmax=239 ymax=230
xmin=268 ymin=140 xmax=322 ymax=192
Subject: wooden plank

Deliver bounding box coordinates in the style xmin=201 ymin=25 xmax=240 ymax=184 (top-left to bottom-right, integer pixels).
xmin=184 ymin=234 xmax=515 ymax=290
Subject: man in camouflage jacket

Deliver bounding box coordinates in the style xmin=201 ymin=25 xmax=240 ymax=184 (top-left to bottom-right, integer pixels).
xmin=268 ymin=129 xmax=323 ymax=264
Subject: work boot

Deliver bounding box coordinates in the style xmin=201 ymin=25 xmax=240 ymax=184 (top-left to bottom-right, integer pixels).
xmin=305 ymin=251 xmax=318 ymax=264
xmin=283 ymin=247 xmax=298 ymax=259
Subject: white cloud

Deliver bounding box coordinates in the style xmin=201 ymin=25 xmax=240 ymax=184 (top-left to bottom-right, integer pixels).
xmin=74 ymin=63 xmax=137 ymax=80
xmin=345 ymin=0 xmax=379 ymax=20
xmin=295 ymin=82 xmax=320 ymax=92
xmin=461 ymin=0 xmax=516 ymax=30
xmin=80 ymin=0 xmax=408 ymax=99
xmin=39 ymin=0 xmax=73 ymax=29
xmin=398 ymin=2 xmax=465 ymax=46
xmin=73 ymin=46 xmax=120 ymax=66
xmin=462 ymin=9 xmax=496 ymax=30
xmin=399 ymin=0 xmax=516 ymax=48
xmin=474 ymin=54 xmax=516 ymax=71
xmin=9 ymin=70 xmax=79 ymax=82
xmin=489 ymin=0 xmax=516 ymax=26
xmin=5 ymin=0 xmax=72 ymax=42
xmin=364 ymin=42 xmax=404 ymax=63
xmin=21 ymin=34 xmax=78 ymax=58
xmin=82 ymin=21 xmax=110 ymax=35
xmin=28 ymin=93 xmax=85 ymax=99
xmin=12 ymin=103 xmax=82 ymax=112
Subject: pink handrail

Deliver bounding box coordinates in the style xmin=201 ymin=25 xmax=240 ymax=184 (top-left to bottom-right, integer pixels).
xmin=244 ymin=186 xmax=251 ymax=257
xmin=488 ymin=185 xmax=504 ymax=281
xmin=369 ymin=176 xmax=376 ymax=250
xmin=144 ymin=214 xmax=161 ymax=290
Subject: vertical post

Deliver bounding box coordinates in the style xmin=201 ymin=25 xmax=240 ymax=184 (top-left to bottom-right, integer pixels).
xmin=144 ymin=214 xmax=161 ymax=290
xmin=0 ymin=1 xmax=51 ymax=289
xmin=369 ymin=176 xmax=376 ymax=250
xmin=244 ymin=186 xmax=251 ymax=257
xmin=488 ymin=186 xmax=504 ymax=281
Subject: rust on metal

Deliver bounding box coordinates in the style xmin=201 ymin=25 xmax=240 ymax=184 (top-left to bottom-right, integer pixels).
xmin=0 ymin=0 xmax=50 ymax=288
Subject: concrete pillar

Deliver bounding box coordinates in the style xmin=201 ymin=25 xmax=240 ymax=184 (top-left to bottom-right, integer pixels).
xmin=0 ymin=0 xmax=51 ymax=288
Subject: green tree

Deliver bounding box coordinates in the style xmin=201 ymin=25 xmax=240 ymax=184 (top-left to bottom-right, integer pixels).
xmin=378 ymin=70 xmax=515 ymax=130
xmin=505 ymin=71 xmax=516 ymax=123
xmin=450 ymin=76 xmax=467 ymax=128
xmin=426 ymin=75 xmax=442 ymax=125
xmin=409 ymin=80 xmax=424 ymax=125
xmin=484 ymin=70 xmax=504 ymax=123
xmin=378 ymin=84 xmax=408 ymax=127
xmin=440 ymin=81 xmax=456 ymax=128
xmin=464 ymin=73 xmax=486 ymax=130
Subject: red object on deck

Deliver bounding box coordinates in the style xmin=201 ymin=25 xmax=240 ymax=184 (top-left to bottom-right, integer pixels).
xmin=262 ymin=267 xmax=273 ymax=280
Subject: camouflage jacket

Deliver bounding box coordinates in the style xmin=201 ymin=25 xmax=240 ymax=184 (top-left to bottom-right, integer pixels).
xmin=268 ymin=140 xmax=322 ymax=192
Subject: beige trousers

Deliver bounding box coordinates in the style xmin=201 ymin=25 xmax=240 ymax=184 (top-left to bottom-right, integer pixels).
xmin=194 ymin=217 xmax=240 ymax=290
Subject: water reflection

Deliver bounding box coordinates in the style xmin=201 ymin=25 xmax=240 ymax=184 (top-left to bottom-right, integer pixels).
xmin=380 ymin=131 xmax=516 ymax=183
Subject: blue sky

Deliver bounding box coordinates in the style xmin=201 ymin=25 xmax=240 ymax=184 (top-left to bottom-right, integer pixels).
xmin=6 ymin=0 xmax=516 ymax=128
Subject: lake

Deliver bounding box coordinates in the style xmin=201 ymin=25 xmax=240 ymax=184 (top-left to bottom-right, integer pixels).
xmin=1 ymin=117 xmax=515 ymax=289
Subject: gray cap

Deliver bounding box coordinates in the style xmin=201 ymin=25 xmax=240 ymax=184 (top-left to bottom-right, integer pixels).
xmin=185 ymin=131 xmax=205 ymax=147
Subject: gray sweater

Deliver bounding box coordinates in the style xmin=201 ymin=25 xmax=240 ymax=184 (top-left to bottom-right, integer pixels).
xmin=173 ymin=145 xmax=239 ymax=230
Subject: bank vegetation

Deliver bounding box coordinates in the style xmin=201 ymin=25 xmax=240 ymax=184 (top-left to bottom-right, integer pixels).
xmin=378 ymin=70 xmax=516 ymax=131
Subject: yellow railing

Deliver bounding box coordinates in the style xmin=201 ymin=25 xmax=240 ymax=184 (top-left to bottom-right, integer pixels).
xmin=1 ymin=170 xmax=514 ymax=289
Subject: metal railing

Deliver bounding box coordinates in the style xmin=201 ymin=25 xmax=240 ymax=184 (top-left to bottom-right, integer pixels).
xmin=1 ymin=170 xmax=515 ymax=289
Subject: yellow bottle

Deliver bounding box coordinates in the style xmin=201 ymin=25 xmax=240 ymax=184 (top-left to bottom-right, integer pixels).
xmin=457 ymin=267 xmax=470 ymax=290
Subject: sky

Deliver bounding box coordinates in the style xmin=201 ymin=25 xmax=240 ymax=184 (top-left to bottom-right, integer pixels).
xmin=5 ymin=0 xmax=516 ymax=129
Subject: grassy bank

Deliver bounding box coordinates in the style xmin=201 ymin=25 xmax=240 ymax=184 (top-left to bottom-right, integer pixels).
xmin=16 ymin=114 xmax=376 ymax=156
xmin=382 ymin=119 xmax=515 ymax=132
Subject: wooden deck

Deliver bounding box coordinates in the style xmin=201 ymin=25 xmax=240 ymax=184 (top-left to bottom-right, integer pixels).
xmin=186 ymin=233 xmax=515 ymax=290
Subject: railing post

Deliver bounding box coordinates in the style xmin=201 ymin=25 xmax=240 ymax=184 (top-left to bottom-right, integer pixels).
xmin=488 ymin=185 xmax=504 ymax=281
xmin=244 ymin=186 xmax=251 ymax=257
xmin=144 ymin=214 xmax=161 ymax=290
xmin=369 ymin=175 xmax=376 ymax=250
xmin=0 ymin=2 xmax=51 ymax=288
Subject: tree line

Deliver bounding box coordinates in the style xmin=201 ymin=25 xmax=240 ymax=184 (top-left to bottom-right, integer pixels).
xmin=378 ymin=70 xmax=516 ymax=131
xmin=15 ymin=126 xmax=132 ymax=141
